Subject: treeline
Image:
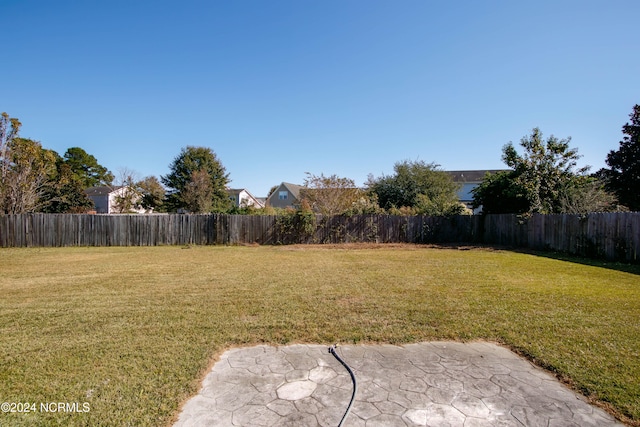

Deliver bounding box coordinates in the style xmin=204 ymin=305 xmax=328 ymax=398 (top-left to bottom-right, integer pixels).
xmin=1 ymin=104 xmax=638 ymax=216
xmin=473 ymin=107 xmax=640 ymax=214
xmin=0 ymin=114 xmax=114 ymax=214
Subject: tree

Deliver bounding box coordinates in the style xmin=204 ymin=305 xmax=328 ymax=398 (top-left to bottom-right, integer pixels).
xmin=181 ymin=169 xmax=215 ymax=213
xmin=40 ymin=155 xmax=94 ymax=213
xmin=161 ymin=146 xmax=231 ymax=212
xmin=112 ymin=168 xmax=143 ymax=214
xmin=137 ymin=176 xmax=165 ymax=212
xmin=558 ymin=176 xmax=619 ymax=214
xmin=367 ymin=160 xmax=462 ymax=215
xmin=500 ymin=128 xmax=589 ymax=214
xmin=599 ymin=104 xmax=640 ymax=211
xmin=63 ymin=147 xmax=114 ymax=188
xmin=300 ymin=172 xmax=363 ymax=215
xmin=0 ymin=112 xmax=21 ymax=183
xmin=0 ymin=137 xmax=57 ymax=213
xmin=0 ymin=112 xmax=20 ymax=212
xmin=472 ymin=171 xmax=529 ymax=214
xmin=266 ymin=185 xmax=278 ymax=198
xmin=474 ymin=128 xmax=619 ymax=214
xmin=1 ymin=114 xmax=98 ymax=213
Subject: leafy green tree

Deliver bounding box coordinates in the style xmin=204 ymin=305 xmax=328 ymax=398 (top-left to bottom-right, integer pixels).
xmin=161 ymin=146 xmax=231 ymax=212
xmin=599 ymin=104 xmax=640 ymax=211
xmin=474 ymin=128 xmax=618 ymax=214
xmin=344 ymin=192 xmax=385 ymax=215
xmin=1 ymin=114 xmax=96 ymax=213
xmin=500 ymin=128 xmax=589 ymax=214
xmin=414 ymin=192 xmax=468 ymax=216
xmin=40 ymin=155 xmax=94 ymax=213
xmin=367 ymin=160 xmax=462 ymax=215
xmin=1 ymin=137 xmax=57 ymax=213
xmin=472 ymin=171 xmax=529 ymax=214
xmin=137 ymin=176 xmax=166 ymax=212
xmin=63 ymin=147 xmax=114 ymax=188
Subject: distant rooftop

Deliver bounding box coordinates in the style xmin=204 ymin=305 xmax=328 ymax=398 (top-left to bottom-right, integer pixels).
xmin=84 ymin=186 xmax=122 ymax=196
xmin=446 ymin=170 xmax=508 ymax=182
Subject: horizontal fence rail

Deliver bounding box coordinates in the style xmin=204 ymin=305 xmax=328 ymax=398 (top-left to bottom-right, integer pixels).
xmin=0 ymin=212 xmax=638 ymax=262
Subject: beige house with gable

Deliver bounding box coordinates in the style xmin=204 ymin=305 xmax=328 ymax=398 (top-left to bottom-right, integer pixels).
xmin=265 ymin=182 xmax=304 ymax=209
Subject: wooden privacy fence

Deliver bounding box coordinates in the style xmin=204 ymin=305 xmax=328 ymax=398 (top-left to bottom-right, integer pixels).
xmin=0 ymin=214 xmax=478 ymax=247
xmin=481 ymin=212 xmax=640 ymax=262
xmin=0 ymin=212 xmax=638 ymax=262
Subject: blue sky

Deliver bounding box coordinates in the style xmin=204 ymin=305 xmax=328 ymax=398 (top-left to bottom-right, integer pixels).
xmin=3 ymin=0 xmax=638 ymax=197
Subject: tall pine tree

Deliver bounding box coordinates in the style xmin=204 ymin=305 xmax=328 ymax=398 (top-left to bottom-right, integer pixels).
xmin=601 ymin=105 xmax=640 ymax=211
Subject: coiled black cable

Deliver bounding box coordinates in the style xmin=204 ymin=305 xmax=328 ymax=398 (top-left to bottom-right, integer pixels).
xmin=328 ymin=344 xmax=357 ymax=427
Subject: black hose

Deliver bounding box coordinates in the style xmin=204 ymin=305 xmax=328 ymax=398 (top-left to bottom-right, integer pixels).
xmin=328 ymin=344 xmax=357 ymax=427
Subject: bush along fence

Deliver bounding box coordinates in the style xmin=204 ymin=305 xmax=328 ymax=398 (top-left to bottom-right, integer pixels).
xmin=0 ymin=212 xmax=638 ymax=262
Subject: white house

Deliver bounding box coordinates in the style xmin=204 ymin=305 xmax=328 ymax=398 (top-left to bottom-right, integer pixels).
xmin=84 ymin=186 xmax=147 ymax=214
xmin=227 ymin=188 xmax=265 ymax=209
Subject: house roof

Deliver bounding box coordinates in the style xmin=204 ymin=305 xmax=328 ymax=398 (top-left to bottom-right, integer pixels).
xmin=227 ymin=188 xmax=265 ymax=207
xmin=84 ymin=186 xmax=123 ymax=196
xmin=280 ymin=182 xmax=304 ymax=199
xmin=265 ymin=182 xmax=305 ymax=206
xmin=446 ymin=170 xmax=509 ymax=183
xmin=227 ymin=188 xmax=261 ymax=200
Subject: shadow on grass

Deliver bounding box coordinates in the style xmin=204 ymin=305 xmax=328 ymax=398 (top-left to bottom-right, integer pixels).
xmin=429 ymin=242 xmax=640 ymax=276
xmin=509 ymin=247 xmax=640 ymax=276
xmin=277 ymin=242 xmax=640 ymax=276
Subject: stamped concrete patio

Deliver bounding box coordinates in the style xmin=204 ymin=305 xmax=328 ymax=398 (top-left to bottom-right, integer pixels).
xmin=174 ymin=342 xmax=623 ymax=427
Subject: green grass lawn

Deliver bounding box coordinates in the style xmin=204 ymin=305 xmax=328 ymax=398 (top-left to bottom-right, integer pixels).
xmin=0 ymin=245 xmax=638 ymax=426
